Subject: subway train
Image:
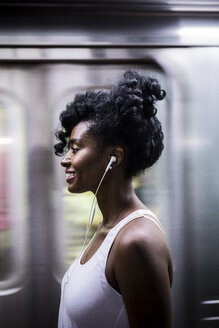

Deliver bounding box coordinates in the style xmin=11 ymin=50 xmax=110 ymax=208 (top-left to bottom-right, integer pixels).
xmin=0 ymin=1 xmax=219 ymax=327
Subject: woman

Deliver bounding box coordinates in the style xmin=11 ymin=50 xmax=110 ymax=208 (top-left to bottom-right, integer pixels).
xmin=54 ymin=69 xmax=173 ymax=328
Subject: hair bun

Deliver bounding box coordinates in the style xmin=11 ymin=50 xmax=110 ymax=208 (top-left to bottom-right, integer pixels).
xmin=113 ymin=69 xmax=166 ymax=119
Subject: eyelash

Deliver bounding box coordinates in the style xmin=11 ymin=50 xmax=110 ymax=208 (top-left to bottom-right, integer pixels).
xmin=71 ymin=147 xmax=79 ymax=154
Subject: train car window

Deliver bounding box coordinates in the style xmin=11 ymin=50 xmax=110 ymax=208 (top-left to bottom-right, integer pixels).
xmin=51 ymin=64 xmax=169 ymax=279
xmin=0 ymin=92 xmax=28 ymax=294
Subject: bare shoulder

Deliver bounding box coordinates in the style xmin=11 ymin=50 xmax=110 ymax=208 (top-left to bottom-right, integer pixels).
xmin=110 ymin=216 xmax=173 ymax=327
xmin=115 ymin=216 xmax=169 ymax=255
xmin=113 ymin=216 xmax=173 ymax=286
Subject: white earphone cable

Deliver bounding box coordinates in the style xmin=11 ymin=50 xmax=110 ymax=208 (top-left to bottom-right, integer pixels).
xmin=80 ymin=156 xmax=116 ymax=253
xmin=65 ymin=156 xmax=116 ymax=283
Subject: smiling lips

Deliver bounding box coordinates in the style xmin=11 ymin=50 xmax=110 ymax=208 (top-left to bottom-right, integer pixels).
xmin=65 ymin=170 xmax=76 ymax=182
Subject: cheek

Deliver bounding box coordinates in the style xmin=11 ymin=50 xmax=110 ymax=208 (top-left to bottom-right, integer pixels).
xmin=73 ymin=151 xmax=104 ymax=173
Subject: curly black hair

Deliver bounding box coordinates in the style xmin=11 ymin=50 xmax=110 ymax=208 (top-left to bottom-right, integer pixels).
xmin=54 ymin=69 xmax=166 ymax=177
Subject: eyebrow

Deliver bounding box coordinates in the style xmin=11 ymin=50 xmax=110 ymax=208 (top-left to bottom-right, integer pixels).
xmin=68 ymin=138 xmax=82 ymax=146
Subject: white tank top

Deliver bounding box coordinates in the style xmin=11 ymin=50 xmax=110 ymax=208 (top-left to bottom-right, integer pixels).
xmin=58 ymin=209 xmax=165 ymax=328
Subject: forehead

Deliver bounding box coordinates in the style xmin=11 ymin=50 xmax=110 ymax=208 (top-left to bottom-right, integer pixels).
xmin=70 ymin=121 xmax=91 ymax=140
xmin=69 ymin=121 xmax=100 ymax=149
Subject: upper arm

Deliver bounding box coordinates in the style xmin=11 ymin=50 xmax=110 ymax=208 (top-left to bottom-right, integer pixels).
xmin=114 ymin=222 xmax=172 ymax=328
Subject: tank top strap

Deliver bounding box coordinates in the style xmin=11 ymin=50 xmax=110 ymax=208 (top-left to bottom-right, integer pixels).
xmin=97 ymin=209 xmax=165 ymax=271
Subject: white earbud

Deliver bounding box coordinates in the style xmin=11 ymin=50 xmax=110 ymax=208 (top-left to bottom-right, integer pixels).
xmin=110 ymin=155 xmax=117 ymax=163
xmin=110 ymin=155 xmax=116 ymax=166
xmin=106 ymin=155 xmax=117 ymax=172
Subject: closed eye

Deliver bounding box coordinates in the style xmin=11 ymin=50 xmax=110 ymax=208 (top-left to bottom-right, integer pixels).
xmin=71 ymin=147 xmax=79 ymax=154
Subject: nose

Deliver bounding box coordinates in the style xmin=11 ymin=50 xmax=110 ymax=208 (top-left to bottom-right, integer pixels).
xmin=60 ymin=150 xmax=71 ymax=167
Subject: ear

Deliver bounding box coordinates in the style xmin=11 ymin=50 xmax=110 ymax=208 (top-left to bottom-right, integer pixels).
xmin=108 ymin=146 xmax=125 ymax=168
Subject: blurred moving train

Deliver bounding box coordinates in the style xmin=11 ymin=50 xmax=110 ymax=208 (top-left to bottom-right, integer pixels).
xmin=0 ymin=1 xmax=219 ymax=327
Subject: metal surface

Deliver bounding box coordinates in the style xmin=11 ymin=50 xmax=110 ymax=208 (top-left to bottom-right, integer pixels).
xmin=1 ymin=0 xmax=219 ymax=13
xmin=0 ymin=1 xmax=219 ymax=47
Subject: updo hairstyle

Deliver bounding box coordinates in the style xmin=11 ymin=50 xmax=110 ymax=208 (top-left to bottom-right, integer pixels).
xmin=54 ymin=69 xmax=166 ymax=177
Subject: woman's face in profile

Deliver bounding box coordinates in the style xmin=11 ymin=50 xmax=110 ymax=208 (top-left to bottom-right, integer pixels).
xmin=61 ymin=121 xmax=107 ymax=194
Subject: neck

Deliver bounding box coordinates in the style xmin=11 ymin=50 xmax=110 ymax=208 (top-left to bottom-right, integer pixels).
xmin=96 ymin=175 xmax=146 ymax=229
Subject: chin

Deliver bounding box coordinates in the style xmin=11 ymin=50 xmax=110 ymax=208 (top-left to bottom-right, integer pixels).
xmin=67 ymin=183 xmax=96 ymax=194
xmin=67 ymin=184 xmax=86 ymax=194
xmin=68 ymin=185 xmax=79 ymax=193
